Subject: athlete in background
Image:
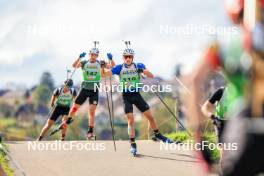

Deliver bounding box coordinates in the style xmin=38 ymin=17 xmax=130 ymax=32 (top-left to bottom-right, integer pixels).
xmin=37 ymin=79 xmax=76 ymax=141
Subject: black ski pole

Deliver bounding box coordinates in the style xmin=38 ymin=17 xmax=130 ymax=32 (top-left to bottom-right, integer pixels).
xmin=109 ymin=76 xmax=115 ymax=131
xmin=153 ymin=91 xmax=192 ymax=137
xmin=142 ymin=76 xmax=192 ymax=137
xmin=105 ymin=79 xmax=117 ymax=151
xmin=108 ymin=58 xmax=115 ymax=132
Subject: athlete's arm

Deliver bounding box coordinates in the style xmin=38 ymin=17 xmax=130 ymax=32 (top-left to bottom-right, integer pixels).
xmin=105 ymin=60 xmax=116 ymax=69
xmin=73 ymin=52 xmax=86 ymax=68
xmin=137 ymin=63 xmax=153 ymax=78
xmin=72 ymin=58 xmax=81 ymax=68
xmin=102 ymin=64 xmax=122 ymax=77
xmin=142 ymin=69 xmax=154 ymax=78
xmin=201 ymin=88 xmax=224 ymax=118
xmin=101 ymin=67 xmax=112 ymax=77
xmin=201 ymin=101 xmax=215 ymax=119
xmin=50 ymin=88 xmax=59 ymax=107
xmin=50 ymin=95 xmax=57 ymax=107
xmin=109 ymin=60 xmax=116 ymax=68
xmin=106 ymin=53 xmax=116 ymax=68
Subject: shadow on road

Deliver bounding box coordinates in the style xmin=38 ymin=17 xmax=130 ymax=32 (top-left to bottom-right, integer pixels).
xmin=169 ymin=153 xmax=198 ymax=160
xmin=136 ymin=154 xmax=198 ymax=163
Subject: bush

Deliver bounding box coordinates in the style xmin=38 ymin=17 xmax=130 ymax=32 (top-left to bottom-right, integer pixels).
xmin=0 ymin=142 xmax=14 ymax=176
xmin=165 ymin=131 xmax=220 ymax=162
xmin=165 ymin=131 xmax=189 ymax=142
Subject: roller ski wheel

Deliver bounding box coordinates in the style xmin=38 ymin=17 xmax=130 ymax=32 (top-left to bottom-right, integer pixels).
xmin=87 ymin=133 xmax=96 ymax=141
xmin=130 ymin=143 xmax=137 ymax=157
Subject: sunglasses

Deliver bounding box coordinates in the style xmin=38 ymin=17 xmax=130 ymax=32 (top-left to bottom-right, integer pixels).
xmin=123 ymin=55 xmax=133 ymax=59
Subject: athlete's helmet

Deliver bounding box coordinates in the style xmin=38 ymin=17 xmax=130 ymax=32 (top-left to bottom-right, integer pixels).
xmin=225 ymin=0 xmax=244 ymax=24
xmin=123 ymin=48 xmax=135 ymax=56
xmin=64 ymin=79 xmax=73 ymax=88
xmin=90 ymin=48 xmax=99 ymax=55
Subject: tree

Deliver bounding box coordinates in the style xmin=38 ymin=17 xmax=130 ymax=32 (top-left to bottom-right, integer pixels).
xmin=40 ymin=72 xmax=55 ymax=91
xmin=31 ymin=85 xmax=51 ymax=106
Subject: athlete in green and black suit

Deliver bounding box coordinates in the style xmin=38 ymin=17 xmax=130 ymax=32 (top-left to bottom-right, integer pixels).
xmin=37 ymin=79 xmax=76 ymax=141
xmin=59 ymin=48 xmax=115 ymax=139
xmin=101 ymin=47 xmax=173 ymax=156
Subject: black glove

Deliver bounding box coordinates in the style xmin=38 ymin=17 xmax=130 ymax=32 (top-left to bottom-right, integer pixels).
xmin=100 ymin=60 xmax=106 ymax=68
xmin=137 ymin=68 xmax=144 ymax=73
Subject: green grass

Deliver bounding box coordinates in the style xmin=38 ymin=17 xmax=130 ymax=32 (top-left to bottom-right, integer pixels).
xmin=165 ymin=131 xmax=220 ymax=162
xmin=0 ymin=142 xmax=14 ymax=176
xmin=0 ymin=118 xmax=17 ymax=129
xmin=202 ymin=132 xmax=220 ymax=162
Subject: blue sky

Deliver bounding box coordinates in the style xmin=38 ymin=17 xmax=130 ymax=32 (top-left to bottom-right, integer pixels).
xmin=0 ymin=0 xmax=232 ymax=88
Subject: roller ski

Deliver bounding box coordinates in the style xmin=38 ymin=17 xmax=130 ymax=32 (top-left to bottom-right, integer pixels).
xmin=130 ymin=143 xmax=137 ymax=157
xmin=50 ymin=118 xmax=73 ymax=136
xmin=154 ymin=132 xmax=174 ymax=144
xmin=87 ymin=134 xmax=96 ymax=140
xmin=86 ymin=126 xmax=96 ymax=140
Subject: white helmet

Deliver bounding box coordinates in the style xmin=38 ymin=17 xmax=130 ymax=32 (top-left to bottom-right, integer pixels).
xmin=123 ymin=48 xmax=135 ymax=56
xmin=90 ymin=48 xmax=99 ymax=55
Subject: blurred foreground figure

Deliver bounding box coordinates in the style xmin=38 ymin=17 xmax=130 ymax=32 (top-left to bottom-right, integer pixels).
xmin=188 ymin=0 xmax=264 ymax=175
xmin=201 ymin=85 xmax=230 ymax=167
xmin=0 ymin=166 xmax=6 ymax=176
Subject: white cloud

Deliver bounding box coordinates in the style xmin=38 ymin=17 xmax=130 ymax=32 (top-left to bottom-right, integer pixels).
xmin=0 ymin=0 xmax=227 ymax=86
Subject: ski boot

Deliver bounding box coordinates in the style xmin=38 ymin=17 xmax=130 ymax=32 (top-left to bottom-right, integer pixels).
xmin=130 ymin=142 xmax=137 ymax=157
xmin=151 ymin=136 xmax=158 ymax=142
xmin=86 ymin=127 xmax=96 ymax=140
xmin=154 ymin=132 xmax=173 ymax=144
xmin=60 ymin=134 xmax=66 ymax=141
xmin=87 ymin=133 xmax=96 ymax=140
xmin=36 ymin=136 xmax=43 ymax=141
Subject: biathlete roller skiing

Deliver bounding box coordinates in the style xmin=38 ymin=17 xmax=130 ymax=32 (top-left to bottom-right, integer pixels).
xmin=101 ymin=41 xmax=173 ymax=156
xmin=37 ymin=79 xmax=77 ymax=141
xmin=50 ymin=41 xmax=115 ymax=140
xmin=189 ymin=0 xmax=264 ymax=175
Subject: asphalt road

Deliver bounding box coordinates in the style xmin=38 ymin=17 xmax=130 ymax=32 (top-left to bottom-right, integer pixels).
xmin=7 ymin=140 xmax=206 ymax=176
